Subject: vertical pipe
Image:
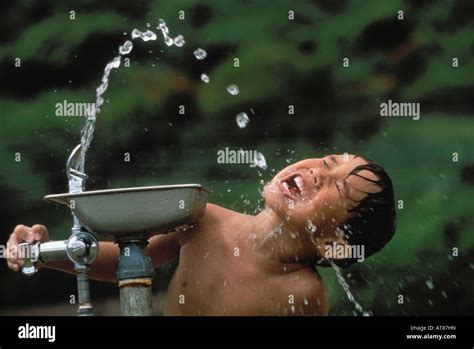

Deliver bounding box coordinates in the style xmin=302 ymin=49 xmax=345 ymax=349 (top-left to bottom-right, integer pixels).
xmin=119 ymin=279 xmax=153 ymax=316
xmin=117 ymin=240 xmax=154 ymax=316
xmin=75 ymin=264 xmax=94 ymax=316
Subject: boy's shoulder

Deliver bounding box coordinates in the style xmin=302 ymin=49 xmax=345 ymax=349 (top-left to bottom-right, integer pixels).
xmin=281 ymin=264 xmax=329 ymax=315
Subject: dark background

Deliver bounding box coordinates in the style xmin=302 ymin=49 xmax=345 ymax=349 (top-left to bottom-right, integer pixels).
xmin=0 ymin=0 xmax=472 ymax=315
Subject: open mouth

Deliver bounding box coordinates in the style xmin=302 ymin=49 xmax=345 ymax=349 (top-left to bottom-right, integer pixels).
xmin=278 ymin=174 xmax=304 ymax=200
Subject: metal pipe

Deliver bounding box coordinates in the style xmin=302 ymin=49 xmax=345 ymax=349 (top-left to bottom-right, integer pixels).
xmin=69 ymin=227 xmax=98 ymax=316
xmin=67 ymin=144 xmax=95 ymax=316
xmin=119 ymin=278 xmax=153 ymax=316
xmin=38 ymin=241 xmax=69 ymax=262
xmin=75 ymin=264 xmax=93 ymax=316
xmin=117 ymin=240 xmax=154 ymax=316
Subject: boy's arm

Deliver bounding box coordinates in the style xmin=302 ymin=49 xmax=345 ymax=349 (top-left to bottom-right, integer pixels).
xmin=43 ymin=241 xmax=120 ymax=282
xmin=6 ymin=225 xmax=181 ymax=283
xmin=147 ymin=231 xmax=181 ymax=268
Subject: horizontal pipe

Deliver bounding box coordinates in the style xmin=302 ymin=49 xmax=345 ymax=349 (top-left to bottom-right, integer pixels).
xmin=39 ymin=240 xmax=69 ymax=263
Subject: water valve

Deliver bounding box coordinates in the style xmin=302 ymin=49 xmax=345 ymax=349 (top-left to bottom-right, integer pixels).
xmin=19 ymin=232 xmax=98 ymax=275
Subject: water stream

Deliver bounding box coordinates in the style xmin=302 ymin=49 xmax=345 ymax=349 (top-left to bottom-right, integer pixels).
xmin=74 ymin=18 xmax=264 ymax=176
xmin=76 ymin=19 xmax=186 ymax=175
xmin=330 ymin=261 xmax=370 ymax=316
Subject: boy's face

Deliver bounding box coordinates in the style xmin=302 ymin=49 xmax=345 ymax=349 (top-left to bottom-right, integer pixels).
xmin=263 ymin=154 xmax=379 ymax=238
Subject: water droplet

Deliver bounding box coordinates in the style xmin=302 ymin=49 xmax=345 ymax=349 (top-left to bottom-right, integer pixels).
xmin=131 ymin=29 xmax=142 ymax=39
xmin=236 ymin=112 xmax=249 ymax=128
xmin=193 ymin=48 xmax=207 ymax=60
xmin=156 ymin=19 xmax=174 ymax=46
xmin=173 ymin=35 xmax=185 ymax=47
xmin=200 ymin=73 xmax=210 ymax=83
xmin=119 ymin=40 xmax=133 ymax=55
xmin=254 ymin=152 xmax=267 ymax=169
xmin=141 ymin=30 xmax=157 ymax=42
xmin=227 ymin=84 xmax=239 ymax=95
xmin=165 ymin=36 xmax=174 ymax=46
xmin=158 ymin=19 xmax=169 ymax=33
xmin=425 ymin=280 xmax=434 ymax=290
xmin=307 ymin=220 xmax=317 ymax=234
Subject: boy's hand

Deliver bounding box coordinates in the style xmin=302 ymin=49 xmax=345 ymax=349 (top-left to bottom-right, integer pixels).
xmin=6 ymin=224 xmax=49 ymax=272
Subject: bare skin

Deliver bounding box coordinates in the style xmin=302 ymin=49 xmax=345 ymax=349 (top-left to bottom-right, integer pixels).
xmin=6 ymin=154 xmax=379 ymax=316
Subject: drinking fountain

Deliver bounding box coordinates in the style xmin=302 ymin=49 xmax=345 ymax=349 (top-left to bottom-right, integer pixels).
xmin=15 ymin=19 xmax=211 ymax=316
xmin=20 ymin=144 xmax=209 ymax=316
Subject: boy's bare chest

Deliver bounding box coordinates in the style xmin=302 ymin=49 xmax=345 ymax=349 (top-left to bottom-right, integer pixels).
xmin=163 ymin=236 xmax=325 ymax=315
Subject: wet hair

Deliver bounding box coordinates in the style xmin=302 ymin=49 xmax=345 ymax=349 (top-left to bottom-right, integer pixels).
xmin=318 ymin=159 xmax=396 ymax=268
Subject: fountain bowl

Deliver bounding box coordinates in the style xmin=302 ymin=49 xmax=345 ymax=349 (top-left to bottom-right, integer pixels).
xmin=44 ymin=184 xmax=209 ymax=239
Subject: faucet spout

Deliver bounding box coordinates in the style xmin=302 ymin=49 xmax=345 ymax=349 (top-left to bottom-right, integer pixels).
xmin=67 ymin=144 xmax=88 ymax=193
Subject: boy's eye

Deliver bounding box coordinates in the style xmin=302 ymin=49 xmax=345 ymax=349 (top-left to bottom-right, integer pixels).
xmin=323 ymin=160 xmax=329 ymax=169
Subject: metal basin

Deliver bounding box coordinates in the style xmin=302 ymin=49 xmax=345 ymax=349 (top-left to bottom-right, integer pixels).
xmin=44 ymin=184 xmax=209 ymax=239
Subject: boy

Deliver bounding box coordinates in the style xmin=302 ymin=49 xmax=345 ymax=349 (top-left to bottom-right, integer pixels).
xmin=6 ymin=154 xmax=396 ymax=315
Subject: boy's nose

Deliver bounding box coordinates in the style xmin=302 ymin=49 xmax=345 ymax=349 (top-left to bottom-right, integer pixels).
xmin=308 ymin=168 xmax=321 ymax=185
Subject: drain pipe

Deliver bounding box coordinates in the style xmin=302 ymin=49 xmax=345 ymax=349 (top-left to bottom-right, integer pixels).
xmin=116 ymin=239 xmax=154 ymax=316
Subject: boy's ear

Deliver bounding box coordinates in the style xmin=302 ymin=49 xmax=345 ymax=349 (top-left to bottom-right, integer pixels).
xmin=316 ymin=237 xmax=350 ymax=261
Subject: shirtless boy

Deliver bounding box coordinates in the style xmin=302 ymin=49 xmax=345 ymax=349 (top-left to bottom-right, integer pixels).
xmin=6 ymin=154 xmax=396 ymax=316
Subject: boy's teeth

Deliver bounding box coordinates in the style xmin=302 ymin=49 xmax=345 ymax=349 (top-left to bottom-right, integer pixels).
xmin=294 ymin=176 xmax=303 ymax=193
xmin=283 ymin=182 xmax=290 ymax=192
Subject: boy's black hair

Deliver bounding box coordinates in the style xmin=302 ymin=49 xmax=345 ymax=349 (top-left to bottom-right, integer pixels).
xmin=318 ymin=159 xmax=396 ymax=268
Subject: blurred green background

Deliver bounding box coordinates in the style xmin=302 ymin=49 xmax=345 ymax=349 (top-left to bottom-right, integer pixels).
xmin=0 ymin=0 xmax=473 ymax=315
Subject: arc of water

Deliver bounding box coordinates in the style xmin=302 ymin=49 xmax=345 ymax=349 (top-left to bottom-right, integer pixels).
xmin=72 ymin=19 xmax=181 ymax=186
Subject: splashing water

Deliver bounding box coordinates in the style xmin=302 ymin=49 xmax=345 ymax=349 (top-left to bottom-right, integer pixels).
xmin=131 ymin=29 xmax=157 ymax=41
xmin=306 ymin=220 xmax=317 ymax=234
xmin=425 ymin=279 xmax=434 ymax=290
xmin=330 ymin=261 xmax=370 ymax=316
xmin=157 ymin=19 xmax=174 ymax=46
xmin=173 ymin=35 xmax=185 ymax=47
xmin=119 ymin=40 xmax=133 ymax=55
xmin=254 ymin=152 xmax=267 ymax=170
xmin=76 ymin=19 xmax=181 ymax=176
xmin=78 ymin=56 xmax=121 ymax=173
xmin=200 ymin=73 xmax=210 ymax=83
xmin=227 ymin=84 xmax=239 ymax=96
xmin=193 ymin=48 xmax=207 ymax=60
xmin=236 ymin=112 xmax=249 ymax=128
